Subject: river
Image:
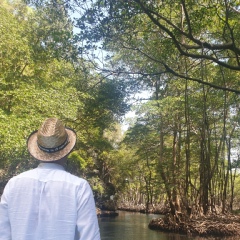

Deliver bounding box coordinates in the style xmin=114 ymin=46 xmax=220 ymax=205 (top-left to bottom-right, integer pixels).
xmin=98 ymin=211 xmax=238 ymax=240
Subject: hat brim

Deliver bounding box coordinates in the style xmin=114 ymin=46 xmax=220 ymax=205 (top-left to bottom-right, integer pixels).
xmin=27 ymin=127 xmax=76 ymax=161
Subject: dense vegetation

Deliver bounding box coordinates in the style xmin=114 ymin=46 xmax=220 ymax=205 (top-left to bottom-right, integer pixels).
xmin=71 ymin=0 xmax=240 ymax=217
xmin=1 ymin=0 xmax=240 ymax=225
xmin=0 ymin=0 xmax=130 ymax=201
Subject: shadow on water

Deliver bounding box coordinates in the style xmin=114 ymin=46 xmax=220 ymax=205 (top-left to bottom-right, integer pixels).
xmin=98 ymin=211 xmax=239 ymax=240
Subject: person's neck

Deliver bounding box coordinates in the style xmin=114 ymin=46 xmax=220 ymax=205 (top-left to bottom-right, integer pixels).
xmin=40 ymin=157 xmax=68 ymax=167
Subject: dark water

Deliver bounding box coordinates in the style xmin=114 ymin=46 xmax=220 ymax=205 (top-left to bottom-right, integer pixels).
xmin=98 ymin=211 xmax=238 ymax=240
xmin=98 ymin=211 xmax=193 ymax=240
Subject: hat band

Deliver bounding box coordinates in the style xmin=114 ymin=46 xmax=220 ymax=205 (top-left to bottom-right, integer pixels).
xmin=37 ymin=137 xmax=69 ymax=153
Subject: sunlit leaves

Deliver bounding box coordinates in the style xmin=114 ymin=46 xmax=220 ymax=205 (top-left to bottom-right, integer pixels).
xmin=0 ymin=1 xmax=80 ymax=170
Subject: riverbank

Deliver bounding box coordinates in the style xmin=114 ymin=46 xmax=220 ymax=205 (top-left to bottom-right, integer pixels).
xmin=97 ymin=208 xmax=119 ymax=217
xmin=149 ymin=213 xmax=240 ymax=238
xmin=98 ymin=201 xmax=240 ymax=238
xmin=117 ymin=203 xmax=169 ymax=214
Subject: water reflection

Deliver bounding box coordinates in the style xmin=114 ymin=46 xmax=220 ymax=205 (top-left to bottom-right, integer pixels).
xmin=99 ymin=211 xmax=240 ymax=240
xmin=99 ymin=211 xmax=194 ymax=240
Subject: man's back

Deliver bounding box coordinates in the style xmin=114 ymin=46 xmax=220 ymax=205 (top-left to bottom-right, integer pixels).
xmin=0 ymin=163 xmax=100 ymax=240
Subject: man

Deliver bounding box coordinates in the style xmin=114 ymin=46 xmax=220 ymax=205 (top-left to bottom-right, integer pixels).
xmin=0 ymin=118 xmax=101 ymax=240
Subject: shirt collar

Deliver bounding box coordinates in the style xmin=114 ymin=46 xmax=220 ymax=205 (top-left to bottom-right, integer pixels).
xmin=38 ymin=162 xmax=65 ymax=171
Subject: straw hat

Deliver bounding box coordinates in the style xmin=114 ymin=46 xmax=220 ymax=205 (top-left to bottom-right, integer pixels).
xmin=27 ymin=118 xmax=76 ymax=161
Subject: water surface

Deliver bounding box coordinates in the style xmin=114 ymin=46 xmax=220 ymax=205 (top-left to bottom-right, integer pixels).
xmin=99 ymin=211 xmax=194 ymax=240
xmin=98 ymin=211 xmax=239 ymax=240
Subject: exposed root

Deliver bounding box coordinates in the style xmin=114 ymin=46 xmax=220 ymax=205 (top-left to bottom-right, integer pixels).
xmin=148 ymin=213 xmax=240 ymax=237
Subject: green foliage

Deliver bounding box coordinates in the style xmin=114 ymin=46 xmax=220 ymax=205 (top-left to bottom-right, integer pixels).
xmin=68 ymin=151 xmax=87 ymax=170
xmin=3 ymin=0 xmax=240 ymax=215
xmin=81 ymin=79 xmax=130 ymax=132
xmin=71 ymin=0 xmax=240 ymax=95
xmin=0 ymin=1 xmax=80 ymax=174
xmin=92 ymin=180 xmax=105 ymax=195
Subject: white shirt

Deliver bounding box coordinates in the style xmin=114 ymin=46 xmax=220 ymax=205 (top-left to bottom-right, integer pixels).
xmin=0 ymin=163 xmax=101 ymax=240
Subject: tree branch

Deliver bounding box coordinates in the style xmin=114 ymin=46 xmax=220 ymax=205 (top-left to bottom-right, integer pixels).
xmin=134 ymin=0 xmax=240 ymax=70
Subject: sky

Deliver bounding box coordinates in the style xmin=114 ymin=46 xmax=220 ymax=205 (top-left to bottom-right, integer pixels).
xmin=70 ymin=6 xmax=152 ymax=132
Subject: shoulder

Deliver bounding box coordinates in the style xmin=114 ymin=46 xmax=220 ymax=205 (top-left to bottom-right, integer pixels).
xmin=3 ymin=169 xmax=37 ymax=193
xmin=8 ymin=168 xmax=36 ymax=182
xmin=63 ymin=172 xmax=92 ymax=197
xmin=64 ymin=171 xmax=89 ymax=187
